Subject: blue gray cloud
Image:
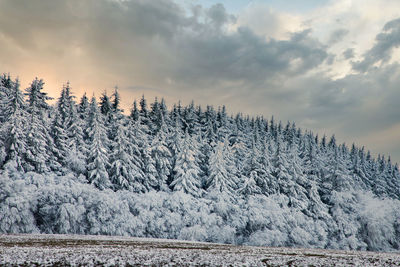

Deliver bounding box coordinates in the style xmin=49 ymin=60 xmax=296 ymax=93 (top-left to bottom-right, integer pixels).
xmin=353 ymin=18 xmax=400 ymax=72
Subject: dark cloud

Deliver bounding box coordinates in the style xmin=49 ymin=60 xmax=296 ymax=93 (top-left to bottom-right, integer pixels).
xmin=343 ymin=48 xmax=355 ymax=59
xmin=353 ymin=18 xmax=400 ymax=72
xmin=0 ymin=0 xmax=328 ymax=91
xmin=205 ymin=3 xmax=236 ymax=29
xmin=283 ymin=62 xmax=400 ymax=150
xmin=169 ymin=27 xmax=328 ymax=89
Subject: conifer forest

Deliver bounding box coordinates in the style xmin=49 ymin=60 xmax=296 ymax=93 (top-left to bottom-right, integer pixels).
xmin=1 ymin=74 xmax=400 ymax=252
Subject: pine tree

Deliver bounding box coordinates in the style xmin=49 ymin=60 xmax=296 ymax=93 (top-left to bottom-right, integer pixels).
xmin=239 ymin=134 xmax=263 ymax=196
xmin=109 ymin=118 xmax=134 ymax=191
xmin=141 ymin=137 xmax=158 ymax=191
xmin=238 ymin=171 xmax=261 ymax=196
xmin=130 ymin=100 xmax=139 ymax=121
xmin=256 ymin=138 xmax=276 ymax=195
xmin=126 ymin=119 xmax=147 ymax=192
xmin=150 ymin=115 xmax=172 ymax=191
xmin=78 ymin=93 xmax=90 ymax=121
xmin=86 ymin=96 xmax=111 ymax=190
xmin=182 ymin=101 xmax=199 ymax=135
xmin=167 ymin=116 xmax=183 ymax=183
xmin=24 ymin=78 xmax=54 ymax=173
xmin=0 ymin=79 xmax=28 ymax=171
xmin=64 ymin=85 xmax=86 ymax=174
xmin=0 ymin=73 xmax=12 ymax=89
xmin=0 ymin=74 xmax=14 ymax=123
xmin=170 ymin=131 xmax=203 ymax=197
xmin=25 ymin=78 xmax=52 ymax=112
xmin=272 ymin=135 xmax=293 ymax=195
xmin=99 ymin=91 xmax=112 ymax=117
xmin=51 ymin=85 xmax=71 ymax=167
xmin=206 ymin=137 xmax=238 ymax=197
xmin=111 ymin=86 xmax=122 ymax=113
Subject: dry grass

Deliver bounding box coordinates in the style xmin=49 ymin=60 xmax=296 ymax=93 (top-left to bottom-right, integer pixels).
xmin=0 ymin=234 xmax=399 ymax=266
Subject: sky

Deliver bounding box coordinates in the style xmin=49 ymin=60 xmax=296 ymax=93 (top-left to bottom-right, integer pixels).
xmin=0 ymin=0 xmax=400 ymax=163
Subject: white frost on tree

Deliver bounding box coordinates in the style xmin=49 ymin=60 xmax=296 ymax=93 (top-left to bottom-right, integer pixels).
xmin=86 ymin=96 xmax=111 ymax=190
xmin=170 ymin=131 xmax=203 ymax=197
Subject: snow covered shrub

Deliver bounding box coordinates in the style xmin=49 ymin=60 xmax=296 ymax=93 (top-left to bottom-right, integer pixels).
xmin=0 ymin=171 xmax=38 ymax=233
xmin=35 ymin=183 xmax=87 ymax=234
xmin=358 ymin=192 xmax=400 ymax=251
xmin=207 ymin=225 xmax=236 ymax=244
xmin=179 ymin=225 xmax=207 ymax=241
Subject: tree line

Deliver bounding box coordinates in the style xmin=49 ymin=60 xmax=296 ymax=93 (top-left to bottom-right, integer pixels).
xmin=1 ymin=73 xmax=400 ymax=251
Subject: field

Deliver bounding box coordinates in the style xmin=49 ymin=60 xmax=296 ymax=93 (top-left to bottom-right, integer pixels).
xmin=0 ymin=234 xmax=400 ymax=266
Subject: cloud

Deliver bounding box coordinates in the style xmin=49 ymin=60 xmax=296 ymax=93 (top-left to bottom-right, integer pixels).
xmin=343 ymin=48 xmax=355 ymax=59
xmin=205 ymin=3 xmax=236 ymax=29
xmin=235 ymin=3 xmax=303 ymax=39
xmin=352 ymin=18 xmax=400 ymax=72
xmin=328 ymin=29 xmax=349 ymax=44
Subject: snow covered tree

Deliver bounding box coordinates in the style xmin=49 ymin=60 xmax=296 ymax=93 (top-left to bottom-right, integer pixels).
xmin=206 ymin=137 xmax=238 ymax=197
xmin=271 ymin=135 xmax=293 ymax=195
xmin=141 ymin=138 xmax=158 ymax=191
xmin=108 ymin=118 xmax=134 ymax=191
xmin=125 ymin=119 xmax=147 ymax=192
xmin=0 ymin=74 xmax=14 ymax=123
xmin=24 ymin=78 xmax=54 ymax=173
xmin=51 ymin=85 xmax=71 ymax=167
xmin=150 ymin=115 xmax=172 ymax=191
xmin=170 ymin=131 xmax=203 ymax=197
xmin=78 ymin=93 xmax=90 ymax=121
xmin=239 ymin=134 xmax=263 ymax=196
xmin=99 ymin=91 xmax=112 ymax=117
xmin=111 ymin=86 xmax=122 ymax=113
xmin=130 ymin=99 xmax=139 ymax=121
xmin=238 ymin=171 xmax=261 ymax=196
xmin=86 ymin=96 xmax=111 ymax=190
xmin=0 ymin=79 xmax=28 ymax=171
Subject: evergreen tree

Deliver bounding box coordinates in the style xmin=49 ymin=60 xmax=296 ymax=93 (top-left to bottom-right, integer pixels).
xmin=64 ymin=86 xmax=86 ymax=175
xmin=170 ymin=131 xmax=203 ymax=197
xmin=24 ymin=78 xmax=54 ymax=173
xmin=239 ymin=134 xmax=263 ymax=196
xmin=150 ymin=115 xmax=172 ymax=191
xmin=272 ymin=135 xmax=293 ymax=195
xmin=51 ymin=85 xmax=71 ymax=167
xmin=0 ymin=79 xmax=28 ymax=171
xmin=86 ymin=96 xmax=111 ymax=190
xmin=206 ymin=137 xmax=238 ymax=197
xmin=0 ymin=74 xmax=14 ymax=123
xmin=111 ymin=86 xmax=122 ymax=113
xmin=126 ymin=119 xmax=147 ymax=192
xmin=141 ymin=137 xmax=158 ymax=191
xmin=109 ymin=118 xmax=134 ymax=191
xmin=237 ymin=171 xmax=261 ymax=196
xmin=25 ymin=78 xmax=52 ymax=112
xmin=130 ymin=99 xmax=139 ymax=121
xmin=99 ymin=91 xmax=112 ymax=117
xmin=78 ymin=93 xmax=90 ymax=120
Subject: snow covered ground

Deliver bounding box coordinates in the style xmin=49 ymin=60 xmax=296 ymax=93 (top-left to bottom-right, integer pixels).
xmin=0 ymin=234 xmax=399 ymax=266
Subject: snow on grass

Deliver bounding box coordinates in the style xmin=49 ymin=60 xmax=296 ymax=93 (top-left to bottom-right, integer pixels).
xmin=1 ymin=234 xmax=400 ymax=266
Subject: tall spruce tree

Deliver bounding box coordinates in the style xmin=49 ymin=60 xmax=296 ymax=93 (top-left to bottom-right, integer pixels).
xmin=170 ymin=131 xmax=203 ymax=197
xmin=0 ymin=79 xmax=28 ymax=171
xmin=150 ymin=115 xmax=172 ymax=191
xmin=86 ymin=96 xmax=111 ymax=190
xmin=206 ymin=137 xmax=238 ymax=197
xmin=24 ymin=78 xmax=54 ymax=173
